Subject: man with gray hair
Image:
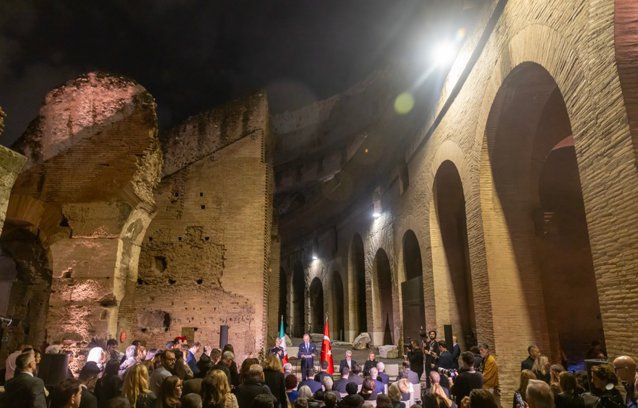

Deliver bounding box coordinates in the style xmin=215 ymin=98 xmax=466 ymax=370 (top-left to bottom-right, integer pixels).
xmin=4 ymin=351 xmax=47 ymax=407
xmin=340 ymin=350 xmax=358 ymax=373
xmin=526 ymin=379 xmax=555 ymax=408
xmin=377 ymin=362 xmax=389 ymax=385
xmin=369 ymin=367 xmax=385 ymax=394
xmin=212 ymin=350 xmax=234 ymax=386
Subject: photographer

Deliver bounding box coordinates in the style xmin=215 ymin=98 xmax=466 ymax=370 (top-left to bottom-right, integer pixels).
xmin=451 ymin=352 xmax=483 ymax=403
xmin=438 ymin=342 xmax=455 ymax=370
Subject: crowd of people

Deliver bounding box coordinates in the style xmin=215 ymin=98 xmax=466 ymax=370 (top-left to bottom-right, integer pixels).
xmin=0 ymin=333 xmax=636 ymax=408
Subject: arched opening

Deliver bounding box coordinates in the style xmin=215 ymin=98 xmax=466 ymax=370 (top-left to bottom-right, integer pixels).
xmin=292 ymin=261 xmax=305 ymax=337
xmin=401 ymin=230 xmax=426 ymax=342
xmin=309 ymin=278 xmax=324 ymax=334
xmin=432 ymin=161 xmax=476 ymax=348
xmin=348 ymin=234 xmax=367 ymax=340
xmin=373 ymin=249 xmax=394 ymax=345
xmin=278 ymin=267 xmax=288 ymax=331
xmin=482 ymin=62 xmax=603 ymax=366
xmin=332 ymin=271 xmax=345 ymax=341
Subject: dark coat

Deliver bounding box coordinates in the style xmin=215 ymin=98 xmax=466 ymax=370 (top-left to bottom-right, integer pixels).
xmin=333 ymin=378 xmax=353 ymax=394
xmin=235 ymin=378 xmax=273 ymax=408
xmin=363 ymin=360 xmax=378 ymax=376
xmin=299 ymin=378 xmax=323 ymax=395
xmin=264 ymin=368 xmax=287 ymax=408
xmin=315 ymin=371 xmax=333 ymax=384
xmin=4 ymin=372 xmax=47 ymax=408
xmin=451 ymin=345 xmax=461 ymax=369
xmin=521 ymin=357 xmax=534 ymax=371
xmin=79 ymin=387 xmax=99 ymax=408
xmin=438 ymin=351 xmax=455 ymax=370
xmin=339 ymin=359 xmax=358 ymax=373
xmin=338 ymin=394 xmax=364 ymax=408
xmin=378 ymin=372 xmax=390 ymax=385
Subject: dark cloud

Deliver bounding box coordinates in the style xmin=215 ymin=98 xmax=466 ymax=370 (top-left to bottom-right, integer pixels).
xmin=0 ymin=0 xmax=464 ymax=146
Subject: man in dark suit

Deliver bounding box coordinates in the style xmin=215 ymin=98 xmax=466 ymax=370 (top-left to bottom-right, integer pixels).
xmin=451 ymin=336 xmax=461 ymax=369
xmin=521 ymin=345 xmax=540 ymax=371
xmin=339 ymin=350 xmax=357 ymax=373
xmin=299 ymin=369 xmax=323 ymax=394
xmin=333 ymin=367 xmax=354 ymax=393
xmin=298 ymin=333 xmax=317 ymax=381
xmin=437 ymin=341 xmax=455 ymax=370
xmin=4 ymin=351 xmax=47 ymax=408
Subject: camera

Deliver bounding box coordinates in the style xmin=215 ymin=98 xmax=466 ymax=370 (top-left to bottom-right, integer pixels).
xmin=437 ymin=367 xmax=458 ymax=379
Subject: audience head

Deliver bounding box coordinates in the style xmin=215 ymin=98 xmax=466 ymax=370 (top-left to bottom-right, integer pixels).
xmin=248 ymin=364 xmax=265 ymax=382
xmin=159 ymin=376 xmax=183 ymax=407
xmin=461 ymin=351 xmax=475 ymax=368
xmin=52 ymin=378 xmax=83 ymax=408
xmin=388 ymin=383 xmax=402 ymax=403
xmin=299 ymin=385 xmax=313 ymax=399
xmin=79 ymin=361 xmax=101 ymax=387
xmin=15 ymin=350 xmax=37 ymax=374
xmin=202 ymin=369 xmax=232 ymax=406
xmin=550 ymin=364 xmax=565 ymax=382
xmin=122 ymin=363 xmax=151 ymax=406
xmin=613 ymin=356 xmax=637 ymax=383
xmin=558 ymin=371 xmax=577 ymax=395
xmin=283 ymin=362 xmax=293 ymax=374
xmin=370 ymin=367 xmax=378 ymax=378
xmin=295 ymin=398 xmax=309 ymax=408
xmin=162 ymin=350 xmax=177 ymax=370
xmin=526 ymin=379 xmax=555 ymax=408
xmin=222 ymin=344 xmax=234 ymax=353
xmin=469 ymin=389 xmax=499 ymax=408
xmin=306 ymin=368 xmax=315 ymax=379
xmin=376 ymin=395 xmax=392 ymax=408
xmin=574 ymin=371 xmax=589 ymax=393
xmin=221 ymin=350 xmax=234 ymax=365
xmin=368 ymin=352 xmax=375 ymax=361
xmin=254 ymin=394 xmax=276 ymax=408
xmin=182 ymin=393 xmax=203 ymax=408
xmin=264 ymin=355 xmax=283 ymax=372
xmin=323 ymin=376 xmax=334 ymax=391
xmin=478 ymin=343 xmax=490 ymax=358
xmin=346 ymin=382 xmax=359 ymax=395
xmin=377 ymin=362 xmax=385 ymax=372
xmin=107 ymin=339 xmax=118 ymax=350
xmin=105 ymin=358 xmax=121 ymax=376
xmin=438 ymin=341 xmax=447 ymax=351
xmin=285 ymin=373 xmax=299 ymax=390
xmin=321 ymin=360 xmax=329 ymax=371
xmin=528 ymin=345 xmax=541 ymax=359
xmin=197 ymin=353 xmax=214 ymax=375
xmin=340 ymin=366 xmax=350 ymax=378
xmin=361 ymin=378 xmax=375 ymax=395
xmin=591 ymin=364 xmax=618 ymax=391
xmin=325 ymin=391 xmax=338 ymax=408
xmin=314 ymin=390 xmax=326 ymax=401
xmin=346 ymin=350 xmax=353 ymax=359
xmin=210 ymin=347 xmax=222 ymax=364
xmin=429 ymin=371 xmax=441 ymax=385
xmin=518 ymin=369 xmax=537 ymax=393
xmin=533 ymin=356 xmax=550 ymax=374
xmin=397 ymin=378 xmax=411 ymax=394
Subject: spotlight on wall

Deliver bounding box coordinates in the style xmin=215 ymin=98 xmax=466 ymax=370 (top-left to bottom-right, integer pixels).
xmin=432 ymin=40 xmax=457 ymax=67
xmin=372 ymin=212 xmax=382 ymax=219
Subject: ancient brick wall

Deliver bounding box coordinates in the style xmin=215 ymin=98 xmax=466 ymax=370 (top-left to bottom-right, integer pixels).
xmin=119 ymin=93 xmax=273 ymax=360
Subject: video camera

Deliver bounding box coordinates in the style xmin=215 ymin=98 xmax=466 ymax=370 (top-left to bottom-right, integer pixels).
xmin=437 ymin=367 xmax=458 ymax=380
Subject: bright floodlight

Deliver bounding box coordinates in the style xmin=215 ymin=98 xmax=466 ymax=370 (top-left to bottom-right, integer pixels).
xmin=432 ymin=41 xmax=457 ymax=67
xmin=372 ymin=212 xmax=382 ymax=219
xmin=312 ymin=254 xmax=319 ymax=261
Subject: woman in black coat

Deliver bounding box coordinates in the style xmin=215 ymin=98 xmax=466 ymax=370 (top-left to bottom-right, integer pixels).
xmin=263 ymin=356 xmax=288 ymax=408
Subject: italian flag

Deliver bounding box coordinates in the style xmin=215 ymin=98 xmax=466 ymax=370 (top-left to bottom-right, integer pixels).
xmin=321 ymin=317 xmax=334 ymax=374
xmin=279 ymin=315 xmax=288 ymax=364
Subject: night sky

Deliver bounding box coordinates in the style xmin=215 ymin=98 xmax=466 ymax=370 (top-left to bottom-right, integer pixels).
xmin=0 ymin=0 xmax=462 ymax=146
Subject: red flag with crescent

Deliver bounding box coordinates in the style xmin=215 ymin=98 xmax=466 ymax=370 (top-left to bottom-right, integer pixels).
xmin=321 ymin=317 xmax=334 ymax=374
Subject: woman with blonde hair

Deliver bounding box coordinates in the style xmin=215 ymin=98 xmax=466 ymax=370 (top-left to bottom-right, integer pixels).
xmin=202 ymin=368 xmax=239 ymax=408
xmin=513 ymin=370 xmax=536 ymax=408
xmin=532 ymin=355 xmax=550 ymax=383
xmin=122 ymin=363 xmax=157 ymax=408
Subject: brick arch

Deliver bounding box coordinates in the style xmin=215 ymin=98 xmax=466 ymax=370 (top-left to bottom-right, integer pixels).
xmin=347 ymin=233 xmax=367 ymax=340
xmin=396 ymin=229 xmax=426 ymax=343
xmin=430 ymin=160 xmax=476 ymax=348
xmin=371 ymin=248 xmax=395 ymax=346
